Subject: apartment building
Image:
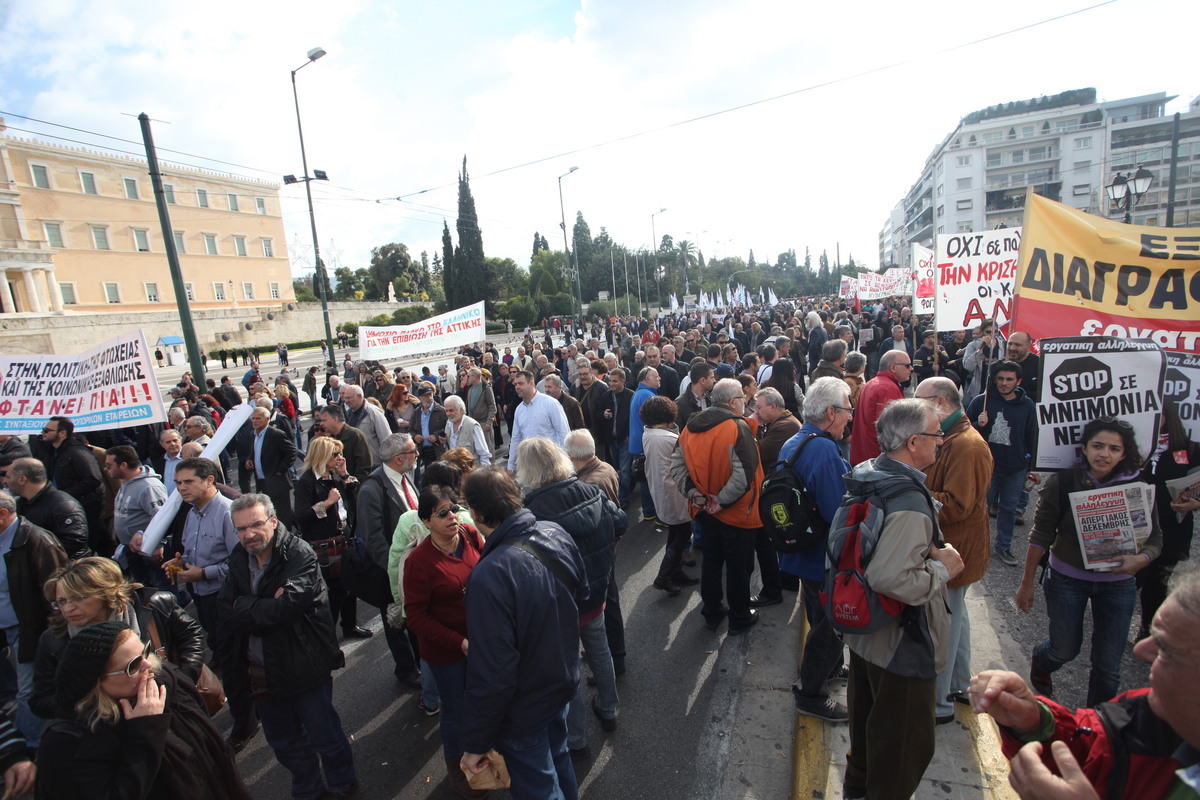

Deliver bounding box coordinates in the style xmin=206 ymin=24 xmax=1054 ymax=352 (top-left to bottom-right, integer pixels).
xmin=0 ymin=123 xmax=294 ymax=314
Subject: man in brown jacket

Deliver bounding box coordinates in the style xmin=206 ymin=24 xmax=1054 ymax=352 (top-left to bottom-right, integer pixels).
xmin=914 ymin=377 xmax=993 ymax=724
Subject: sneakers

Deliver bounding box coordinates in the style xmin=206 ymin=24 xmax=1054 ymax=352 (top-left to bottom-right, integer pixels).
xmin=591 ymin=698 xmax=617 ymax=732
xmin=418 ymin=695 xmax=441 ymax=716
xmin=995 ymin=548 xmax=1019 ymax=567
xmin=792 ymin=690 xmax=849 ymax=723
xmin=1029 ymin=664 xmax=1054 ymax=697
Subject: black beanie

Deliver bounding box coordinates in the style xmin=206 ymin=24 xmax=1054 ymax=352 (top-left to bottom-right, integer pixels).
xmin=55 ymin=621 xmax=130 ymax=712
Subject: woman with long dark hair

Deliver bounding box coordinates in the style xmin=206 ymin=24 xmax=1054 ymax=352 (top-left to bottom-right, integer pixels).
xmin=763 ymin=356 xmax=803 ymax=415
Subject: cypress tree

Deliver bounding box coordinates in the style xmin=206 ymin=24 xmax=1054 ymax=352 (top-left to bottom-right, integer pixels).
xmin=455 ymin=156 xmax=489 ymax=307
xmin=441 ymin=220 xmax=456 ymax=308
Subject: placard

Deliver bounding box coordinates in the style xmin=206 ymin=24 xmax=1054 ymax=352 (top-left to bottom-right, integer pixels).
xmin=360 ymin=302 xmax=485 ymax=360
xmin=935 ymin=228 xmax=1021 ymax=331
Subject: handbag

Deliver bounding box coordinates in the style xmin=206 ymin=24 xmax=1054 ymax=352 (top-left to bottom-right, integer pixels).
xmin=341 ymin=533 xmax=394 ymax=608
xmin=146 ymin=616 xmax=226 ymax=717
xmin=309 ymin=535 xmax=348 ymax=578
xmin=631 ymin=455 xmax=647 ymax=483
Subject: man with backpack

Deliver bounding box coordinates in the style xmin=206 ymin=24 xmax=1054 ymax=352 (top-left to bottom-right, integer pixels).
xmin=836 ymin=399 xmax=964 ymax=800
xmin=774 ymin=377 xmax=855 ymax=723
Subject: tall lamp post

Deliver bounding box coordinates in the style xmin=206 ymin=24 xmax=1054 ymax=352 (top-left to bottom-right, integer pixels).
xmin=1106 ymin=165 xmax=1155 ymax=224
xmin=288 ymin=46 xmax=336 ymax=362
xmin=558 ymin=167 xmax=583 ymax=318
xmin=650 ymin=207 xmax=666 ymax=304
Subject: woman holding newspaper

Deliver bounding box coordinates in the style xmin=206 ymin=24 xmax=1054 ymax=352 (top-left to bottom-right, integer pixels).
xmin=1015 ymin=416 xmax=1162 ymax=708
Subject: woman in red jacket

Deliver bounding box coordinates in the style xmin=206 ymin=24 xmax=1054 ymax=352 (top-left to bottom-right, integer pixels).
xmin=402 ymin=487 xmax=486 ymax=799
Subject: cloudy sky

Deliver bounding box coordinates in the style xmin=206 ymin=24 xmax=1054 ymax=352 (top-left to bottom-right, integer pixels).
xmin=2 ymin=0 xmax=1196 ymax=284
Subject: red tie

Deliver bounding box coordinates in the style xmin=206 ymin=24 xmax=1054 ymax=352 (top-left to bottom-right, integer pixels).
xmin=402 ymin=477 xmax=417 ymax=510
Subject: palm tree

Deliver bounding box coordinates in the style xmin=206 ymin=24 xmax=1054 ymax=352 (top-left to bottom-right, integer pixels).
xmin=676 ymin=240 xmax=697 ymax=294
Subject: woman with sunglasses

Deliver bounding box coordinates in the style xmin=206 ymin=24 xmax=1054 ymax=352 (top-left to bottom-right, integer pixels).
xmin=402 ymin=486 xmax=486 ymax=798
xmin=37 ymin=621 xmax=251 ymax=799
xmin=31 ymin=558 xmax=205 ymax=721
xmin=1016 ymin=417 xmax=1163 ymax=707
xmin=386 ymin=379 xmax=419 ymax=436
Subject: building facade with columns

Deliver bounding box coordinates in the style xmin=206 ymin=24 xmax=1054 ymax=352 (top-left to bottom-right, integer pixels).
xmin=0 ymin=124 xmax=295 ymax=316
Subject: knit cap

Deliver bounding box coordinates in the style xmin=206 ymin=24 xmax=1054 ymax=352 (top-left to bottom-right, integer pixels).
xmin=55 ymin=621 xmax=130 ymax=712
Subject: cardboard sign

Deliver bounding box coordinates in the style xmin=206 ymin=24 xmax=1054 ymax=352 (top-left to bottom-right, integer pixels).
xmin=935 ymin=228 xmax=1021 ymax=331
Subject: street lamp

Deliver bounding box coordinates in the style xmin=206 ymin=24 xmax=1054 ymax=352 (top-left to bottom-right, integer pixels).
xmin=558 ymin=167 xmax=583 ymax=318
xmin=1106 ymin=165 xmax=1155 ymax=224
xmin=289 ymin=46 xmax=336 ymax=362
xmin=650 ymin=207 xmax=666 ymax=304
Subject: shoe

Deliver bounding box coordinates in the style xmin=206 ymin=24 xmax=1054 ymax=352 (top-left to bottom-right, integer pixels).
xmin=418 ymin=695 xmax=441 ymax=716
xmin=792 ymin=691 xmax=849 ymax=723
xmin=342 ymin=626 xmax=374 ymax=639
xmin=641 ymin=513 xmax=659 ymax=524
xmin=843 ymin=784 xmax=867 ymax=799
xmin=671 ymin=573 xmax=699 ymax=586
xmin=936 ymin=713 xmax=956 ymax=725
xmin=325 ymin=779 xmax=362 ymax=799
xmin=1015 ymin=516 xmax=1026 ymax=526
xmin=591 ymin=698 xmax=617 ymax=732
xmin=395 ymin=669 xmax=423 ymax=690
xmin=703 ymin=609 xmax=727 ymax=631
xmin=750 ymin=594 xmax=783 ymax=608
xmin=995 ymin=548 xmax=1019 ymax=567
xmin=225 ymin=722 xmax=261 ymax=753
xmin=728 ymin=609 xmax=760 ymax=636
xmin=653 ymin=577 xmax=682 ymax=596
xmin=681 ymin=552 xmax=697 ymax=567
xmin=1029 ymin=663 xmax=1054 ymax=697
xmin=569 ymin=745 xmax=591 ymax=762
xmin=988 ymin=505 xmax=998 ymax=518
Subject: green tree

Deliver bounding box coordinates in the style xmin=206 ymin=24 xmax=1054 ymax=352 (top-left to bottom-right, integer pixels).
xmin=484 ymin=256 xmax=527 ymax=300
xmin=529 ymin=250 xmax=567 ymax=296
xmin=440 ymin=220 xmax=456 ymax=307
xmin=293 ymin=280 xmax=317 ymax=302
xmin=530 ymin=232 xmax=549 ymax=265
xmin=368 ymin=242 xmax=417 ymax=300
xmin=454 ymin=156 xmax=491 ymax=310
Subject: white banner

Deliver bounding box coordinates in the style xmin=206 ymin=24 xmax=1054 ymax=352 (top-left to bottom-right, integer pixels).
xmin=360 ymin=302 xmax=486 ymax=361
xmin=912 ymin=243 xmax=936 ymax=317
xmin=934 ymin=228 xmax=1021 ymax=331
xmin=0 ymin=331 xmax=165 ymax=434
xmin=855 ymin=267 xmax=911 ymax=301
xmin=1034 ymin=336 xmax=1165 ymax=470
xmin=839 ymin=277 xmax=858 ymax=299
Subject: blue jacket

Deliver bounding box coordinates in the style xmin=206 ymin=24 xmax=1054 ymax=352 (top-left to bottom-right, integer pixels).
xmin=776 ymin=424 xmax=850 ymax=581
xmin=628 ymin=383 xmax=656 ymax=454
xmin=461 ymin=510 xmax=588 ymax=752
xmin=524 ymin=478 xmax=623 ymax=616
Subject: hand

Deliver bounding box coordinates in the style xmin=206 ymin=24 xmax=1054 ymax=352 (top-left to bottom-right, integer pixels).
xmin=1009 ymin=741 xmax=1099 ymax=800
xmin=1110 ymin=554 xmax=1150 ymax=576
xmin=968 ymin=670 xmax=1043 ymax=731
xmin=1170 ymin=497 xmax=1200 ymax=513
xmin=151 ymin=547 xmax=164 ymax=564
xmin=120 ymin=669 xmax=167 ymax=719
xmin=414 ymin=434 xmax=424 ymax=444
xmin=177 ymin=564 xmax=204 ymax=583
xmin=930 ymin=542 xmax=964 ymax=579
xmin=4 ymin=759 xmax=35 ymax=796
xmin=461 ymin=639 xmax=469 ymax=656
xmin=244 ymin=460 xmax=254 ymax=470
xmin=1016 ymin=580 xmax=1036 ymax=613
xmin=977 ymin=409 xmax=989 ymax=427
xmin=325 ymin=487 xmax=342 ymax=507
xmin=461 ymin=752 xmax=490 ymax=776
xmin=130 ymin=531 xmax=144 ymax=553
xmin=274 ymin=586 xmax=285 ymax=599
xmin=161 ymin=553 xmax=185 ymax=578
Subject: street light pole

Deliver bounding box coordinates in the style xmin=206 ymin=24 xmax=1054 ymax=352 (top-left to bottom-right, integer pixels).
xmin=650 ymin=207 xmax=666 ymax=303
xmin=558 ymin=167 xmax=583 ymax=318
xmin=1105 ymin=165 xmax=1155 ymax=224
xmin=291 ymin=47 xmax=336 ymax=362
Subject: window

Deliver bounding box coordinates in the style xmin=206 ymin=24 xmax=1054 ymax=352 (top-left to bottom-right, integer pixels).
xmin=1029 ymin=146 xmax=1047 ymax=161
xmin=242 ymin=282 xmax=255 ymax=300
xmin=1075 ymin=136 xmax=1092 ymax=150
xmin=936 ymin=205 xmax=944 ymax=218
xmin=1110 ymin=151 xmax=1135 ymax=168
xmin=262 ymin=238 xmax=274 ymax=258
xmin=133 ymin=229 xmax=150 ymax=252
xmin=184 ymin=282 xmax=195 ymax=301
xmin=957 ymin=221 xmax=973 ymax=232
xmin=1074 ymin=160 xmax=1092 ymax=173
xmin=227 ymin=193 xmax=239 ymax=211
xmin=986 ymin=153 xmax=1002 ymax=167
xmin=982 ymin=131 xmax=1002 ymax=144
xmin=956 ymin=177 xmax=972 ymax=190
xmin=196 ymin=188 xmax=209 ymax=208
xmin=91 ymin=226 xmax=110 ymax=250
xmin=1011 ymin=150 xmax=1024 ymax=164
xmin=164 ymin=184 xmax=176 ymax=204
xmin=30 ymin=164 xmax=50 ymax=189
xmin=956 ymin=155 xmax=971 ymax=167
xmin=173 ymin=231 xmax=185 ymax=254
xmin=956 ymin=199 xmax=973 ymax=211
xmin=234 ymin=236 xmax=247 ymax=257
xmin=1073 ymin=184 xmax=1091 ymax=197
xmin=123 ymin=178 xmax=139 ymax=199
xmin=1022 ymin=126 xmax=1034 ymax=138
xmin=269 ymin=281 xmax=280 ymax=299
xmin=144 ymin=282 xmax=160 ymax=303
xmin=103 ymin=282 xmax=121 ymax=303
xmin=936 ymin=185 xmax=944 ymax=197
xmin=213 ymin=282 xmax=226 ymax=301
xmin=255 ymin=197 xmax=266 ymax=215
xmin=59 ymin=283 xmax=77 ymax=305
xmin=43 ymin=222 xmax=64 ymax=248
xmin=203 ymin=234 xmax=218 ymax=255
xmin=80 ymin=171 xmax=97 ymax=194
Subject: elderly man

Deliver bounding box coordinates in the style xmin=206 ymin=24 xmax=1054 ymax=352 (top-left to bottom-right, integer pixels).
xmin=671 ymin=378 xmax=764 ymax=635
xmin=321 ymin=374 xmax=344 ymax=406
xmin=913 ymin=377 xmax=993 ymax=725
xmin=566 ymin=429 xmax=618 ymax=504
xmin=220 ymin=494 xmax=356 ymax=799
xmin=544 ymin=374 xmax=585 ymax=431
xmin=244 ymin=406 xmax=297 ymax=527
xmin=840 ymin=399 xmax=964 ymax=800
xmin=811 ymin=339 xmax=848 ymax=382
xmin=8 ymin=457 xmax=91 ymax=560
xmin=342 ymin=384 xmax=392 ymax=462
xmin=444 ymin=395 xmax=491 ymax=466
xmin=317 ymin=404 xmax=372 ymax=481
xmin=506 ymin=370 xmax=570 ymax=473
xmin=465 ymin=367 xmax=498 ymax=452
xmin=756 ymin=386 xmax=801 ymax=467
xmin=849 ymin=349 xmax=911 ymax=465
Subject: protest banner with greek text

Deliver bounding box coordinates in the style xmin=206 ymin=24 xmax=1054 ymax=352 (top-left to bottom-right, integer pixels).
xmin=360 ymin=302 xmax=486 ymax=361
xmin=1034 ymin=336 xmax=1164 ymax=469
xmin=0 ymin=331 xmax=164 ymax=434
xmin=934 ymin=228 xmax=1021 ymax=331
xmin=1165 ymin=350 xmax=1200 ymax=442
xmin=912 ymin=243 xmax=936 ymax=316
xmin=854 ymin=267 xmax=912 ymax=301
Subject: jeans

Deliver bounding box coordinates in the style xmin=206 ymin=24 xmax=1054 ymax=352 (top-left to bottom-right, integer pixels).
xmin=566 ymin=614 xmax=618 ymax=749
xmin=935 ymin=585 xmax=972 ymax=717
xmin=1032 ymin=568 xmax=1137 ymax=707
xmin=638 ymin=478 xmax=656 ymax=520
xmin=256 ymin=677 xmax=357 ymax=800
xmin=420 ymin=658 xmax=441 ymax=708
xmin=608 ymin=439 xmax=631 ymax=505
xmin=988 ymin=468 xmax=1026 ymax=552
xmin=697 ymin=514 xmax=755 ymax=628
xmin=380 ymin=611 xmax=420 ymax=677
xmin=427 ymin=659 xmax=466 ymax=758
xmin=4 ymin=626 xmax=43 ymax=748
xmin=497 ymin=705 xmax=577 ymax=800
xmin=795 ymin=578 xmax=844 ymax=698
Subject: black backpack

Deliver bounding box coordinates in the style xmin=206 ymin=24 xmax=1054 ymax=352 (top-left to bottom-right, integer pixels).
xmin=759 ymin=433 xmax=830 ymax=553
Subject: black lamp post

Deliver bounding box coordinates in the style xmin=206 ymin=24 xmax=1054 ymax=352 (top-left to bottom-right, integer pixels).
xmin=1105 ymin=165 xmax=1155 ymax=224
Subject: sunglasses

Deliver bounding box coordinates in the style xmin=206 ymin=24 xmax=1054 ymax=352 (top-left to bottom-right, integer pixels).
xmin=434 ymin=505 xmax=462 ymax=519
xmin=1095 ymin=416 xmax=1135 ymax=431
xmin=105 ymin=639 xmax=154 ymax=678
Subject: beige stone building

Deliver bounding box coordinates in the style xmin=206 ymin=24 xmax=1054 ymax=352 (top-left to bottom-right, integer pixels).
xmin=0 ymin=121 xmax=295 ymax=315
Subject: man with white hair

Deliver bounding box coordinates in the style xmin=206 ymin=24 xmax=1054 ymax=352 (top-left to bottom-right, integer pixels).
xmin=342 ymin=384 xmax=392 ymax=462
xmin=544 ymin=374 xmax=585 ymax=431
xmin=444 ymin=395 xmax=491 ymax=466
xmin=566 ymin=429 xmax=618 ymax=504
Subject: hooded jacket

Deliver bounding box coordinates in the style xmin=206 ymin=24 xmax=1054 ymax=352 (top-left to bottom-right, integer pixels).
xmin=670 ymin=404 xmax=763 ymax=529
xmin=112 ymin=466 xmax=167 ymax=547
xmin=965 ymin=386 xmax=1037 ymax=475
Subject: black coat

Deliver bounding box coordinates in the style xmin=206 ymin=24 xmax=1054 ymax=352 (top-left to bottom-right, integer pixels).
xmin=599 ymin=388 xmax=634 ymax=445
xmin=294 ymin=470 xmax=357 ymax=542
xmin=46 ymin=435 xmax=104 ymax=515
xmin=16 ymin=484 xmax=91 ymax=560
xmin=4 ymin=519 xmax=66 ymax=662
xmin=245 ymin=425 xmax=296 ymax=481
xmin=218 ymin=527 xmax=344 ymax=699
xmin=356 ymin=466 xmax=412 ymax=569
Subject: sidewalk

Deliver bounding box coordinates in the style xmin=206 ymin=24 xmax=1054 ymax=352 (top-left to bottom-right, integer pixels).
xmin=719 ymin=583 xmax=1021 ymax=799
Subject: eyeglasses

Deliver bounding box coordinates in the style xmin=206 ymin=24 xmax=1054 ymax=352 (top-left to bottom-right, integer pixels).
xmin=51 ymin=594 xmax=90 ymax=611
xmin=893 ymin=362 xmax=913 ymax=369
xmin=41 ymin=427 xmax=57 ymax=434
xmin=398 ymin=448 xmax=419 ymax=456
xmin=433 ymin=505 xmax=462 ymax=519
xmin=915 ymin=431 xmax=945 ymax=440
xmin=104 ymin=640 xmax=154 ymax=678
xmin=235 ymin=517 xmax=274 ymax=534
xmin=832 ymin=406 xmax=854 ymax=414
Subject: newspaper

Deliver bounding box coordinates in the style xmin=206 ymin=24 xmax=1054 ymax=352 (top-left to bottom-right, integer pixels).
xmin=1068 ymin=482 xmax=1155 ymax=571
xmin=1165 ymin=468 xmax=1200 ymax=523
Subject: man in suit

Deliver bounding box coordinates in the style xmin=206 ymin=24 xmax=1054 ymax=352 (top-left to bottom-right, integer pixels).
xmin=412 ymin=385 xmax=447 ymax=484
xmin=244 ymin=407 xmax=297 ymax=527
xmin=356 ymin=433 xmax=422 ymax=686
xmin=600 ymin=368 xmax=634 ymax=506
xmin=153 ymin=428 xmax=184 ymax=494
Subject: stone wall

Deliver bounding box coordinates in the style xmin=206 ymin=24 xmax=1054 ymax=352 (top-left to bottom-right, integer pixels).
xmin=0 ymin=301 xmax=425 ymax=354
